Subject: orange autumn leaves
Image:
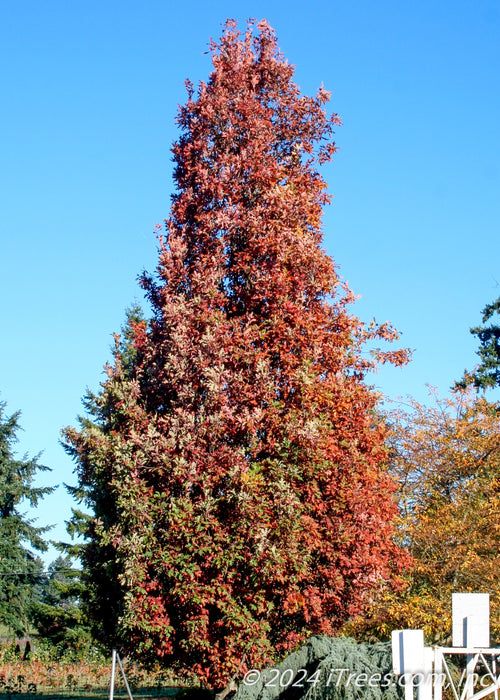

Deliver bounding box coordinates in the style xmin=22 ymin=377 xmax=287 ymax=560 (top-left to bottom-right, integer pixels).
xmin=64 ymin=19 xmax=409 ymax=688
xmin=348 ymin=389 xmax=500 ymax=643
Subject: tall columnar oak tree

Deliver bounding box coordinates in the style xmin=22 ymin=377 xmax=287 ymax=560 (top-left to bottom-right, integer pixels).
xmin=64 ymin=20 xmax=408 ymax=687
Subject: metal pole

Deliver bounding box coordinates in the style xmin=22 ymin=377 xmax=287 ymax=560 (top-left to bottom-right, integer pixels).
xmin=116 ymin=651 xmax=135 ymax=700
xmin=466 ymin=654 xmax=478 ymax=700
xmin=419 ymin=647 xmax=434 ymax=700
xmin=109 ymin=649 xmax=117 ymax=700
xmin=434 ymin=648 xmax=443 ymax=700
xmin=405 ymin=674 xmax=414 ymax=700
xmin=493 ymin=657 xmax=498 ymax=700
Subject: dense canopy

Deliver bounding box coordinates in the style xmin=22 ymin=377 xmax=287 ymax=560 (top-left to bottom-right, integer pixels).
xmin=64 ymin=20 xmax=408 ymax=687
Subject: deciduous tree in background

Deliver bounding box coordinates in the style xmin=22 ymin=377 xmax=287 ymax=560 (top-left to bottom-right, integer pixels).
xmin=348 ymin=389 xmax=500 ymax=643
xmin=64 ymin=20 xmax=408 ymax=687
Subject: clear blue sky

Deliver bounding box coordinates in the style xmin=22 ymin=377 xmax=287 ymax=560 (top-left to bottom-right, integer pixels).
xmin=1 ymin=0 xmax=499 ymax=565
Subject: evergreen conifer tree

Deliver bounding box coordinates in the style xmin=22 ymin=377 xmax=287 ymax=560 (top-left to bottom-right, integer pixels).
xmin=0 ymin=401 xmax=54 ymax=635
xmin=457 ymin=296 xmax=500 ymax=391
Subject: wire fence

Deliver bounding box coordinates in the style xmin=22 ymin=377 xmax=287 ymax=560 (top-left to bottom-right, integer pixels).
xmin=0 ymin=642 xmax=210 ymax=700
xmin=0 ymin=682 xmax=182 ymax=700
xmin=0 ymin=664 xmax=186 ymax=700
xmin=0 ymin=682 xmax=189 ymax=700
xmin=0 ymin=693 xmax=184 ymax=699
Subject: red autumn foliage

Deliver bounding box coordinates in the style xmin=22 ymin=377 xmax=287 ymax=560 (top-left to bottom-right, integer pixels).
xmin=64 ymin=19 xmax=409 ymax=689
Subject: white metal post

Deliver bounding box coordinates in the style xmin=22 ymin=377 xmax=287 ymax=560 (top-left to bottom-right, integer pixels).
xmin=465 ymin=654 xmax=478 ymax=700
xmin=493 ymin=656 xmax=498 ymax=700
xmin=418 ymin=647 xmax=434 ymax=700
xmin=109 ymin=649 xmax=117 ymax=700
xmin=433 ymin=648 xmax=443 ymax=700
xmin=405 ymin=676 xmax=414 ymax=700
xmin=116 ymin=650 xmax=135 ymax=700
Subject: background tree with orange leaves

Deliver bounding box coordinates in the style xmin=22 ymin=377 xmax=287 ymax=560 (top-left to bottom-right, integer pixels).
xmin=348 ymin=389 xmax=500 ymax=643
xmin=64 ymin=20 xmax=408 ymax=688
